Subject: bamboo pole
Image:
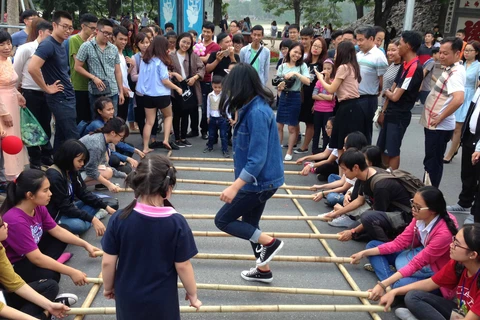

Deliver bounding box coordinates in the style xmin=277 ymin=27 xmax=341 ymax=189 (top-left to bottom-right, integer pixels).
xmin=73 ymin=272 xmax=102 ymax=320
xmin=84 ymin=279 xmax=371 ymax=299
xmin=283 ymin=188 xmax=382 ymax=320
xmin=181 ymin=214 xmax=332 ymax=221
xmin=176 ymin=179 xmax=313 ymax=191
xmin=191 ymin=231 xmax=340 ymax=239
xmin=119 ymin=189 xmax=315 ymax=200
xmin=66 ymin=305 xmax=387 ymax=315
xmin=91 ymin=251 xmax=352 ymax=263
xmin=167 ymin=150 xmax=172 ymax=157
xmin=169 ymin=156 xmax=300 ymax=166
xmin=174 ymin=166 xmax=301 ymax=175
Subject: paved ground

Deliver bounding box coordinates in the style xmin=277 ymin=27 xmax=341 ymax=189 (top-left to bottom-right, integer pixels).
xmin=57 ymin=65 xmax=464 ymax=320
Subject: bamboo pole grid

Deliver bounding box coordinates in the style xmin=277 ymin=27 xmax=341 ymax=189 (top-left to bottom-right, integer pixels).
xmin=68 ymin=158 xmax=386 ymax=319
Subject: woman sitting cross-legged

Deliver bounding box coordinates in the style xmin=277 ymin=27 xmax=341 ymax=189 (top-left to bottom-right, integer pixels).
xmin=351 ymin=186 xmax=458 ymax=302
xmin=380 ymin=223 xmax=480 ymax=320
xmin=0 ymin=169 xmax=101 ymax=287
xmin=46 ymin=139 xmax=117 ymax=237
xmin=0 ymin=213 xmax=76 ymax=320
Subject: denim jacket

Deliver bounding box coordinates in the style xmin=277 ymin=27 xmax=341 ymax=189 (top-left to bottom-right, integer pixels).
xmin=233 ymin=96 xmax=284 ymax=192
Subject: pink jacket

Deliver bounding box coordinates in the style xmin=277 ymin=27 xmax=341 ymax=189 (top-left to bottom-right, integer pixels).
xmin=377 ymin=213 xmax=457 ymax=299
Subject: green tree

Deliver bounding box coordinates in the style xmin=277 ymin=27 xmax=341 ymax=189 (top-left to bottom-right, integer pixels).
xmin=304 ymin=1 xmax=342 ymax=27
xmin=373 ymin=0 xmax=400 ymax=28
xmin=259 ymin=0 xmax=307 ymax=26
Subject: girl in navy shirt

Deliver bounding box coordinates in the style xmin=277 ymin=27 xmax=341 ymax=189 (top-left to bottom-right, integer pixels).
xmin=102 ymin=154 xmax=201 ymax=319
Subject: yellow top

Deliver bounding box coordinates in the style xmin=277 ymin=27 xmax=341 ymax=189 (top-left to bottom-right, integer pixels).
xmin=0 ymin=243 xmax=26 ymax=311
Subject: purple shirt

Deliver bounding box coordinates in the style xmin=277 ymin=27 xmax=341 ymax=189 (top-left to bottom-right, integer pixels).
xmin=2 ymin=206 xmax=57 ymax=263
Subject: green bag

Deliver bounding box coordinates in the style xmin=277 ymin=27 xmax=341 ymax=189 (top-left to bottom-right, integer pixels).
xmin=20 ymin=108 xmax=48 ymax=147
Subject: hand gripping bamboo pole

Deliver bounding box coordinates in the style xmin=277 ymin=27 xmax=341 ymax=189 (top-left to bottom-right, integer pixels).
xmin=176 ymin=179 xmax=313 ymax=191
xmin=73 ymin=272 xmax=102 ymax=320
xmin=283 ymin=187 xmax=382 ymax=320
xmin=174 ymin=166 xmax=301 ymax=175
xmin=91 ymin=251 xmax=352 ymax=263
xmin=191 ymin=231 xmax=341 ymax=240
xmin=84 ymin=279 xmax=371 ymax=299
xmin=66 ymin=305 xmax=387 ymax=315
xmin=181 ymin=214 xmax=332 ymax=221
xmin=168 ymin=156 xmax=300 ymax=166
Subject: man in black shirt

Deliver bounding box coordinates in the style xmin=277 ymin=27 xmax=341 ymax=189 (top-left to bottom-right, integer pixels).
xmin=337 ymin=149 xmax=412 ymax=242
xmin=206 ymin=33 xmax=239 ymax=78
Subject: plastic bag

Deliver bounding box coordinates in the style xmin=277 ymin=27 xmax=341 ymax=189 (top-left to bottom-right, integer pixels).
xmin=20 ymin=108 xmax=48 ymax=147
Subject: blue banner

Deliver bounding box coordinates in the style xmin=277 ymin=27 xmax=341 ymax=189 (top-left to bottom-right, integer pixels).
xmin=183 ymin=0 xmax=203 ymax=35
xmin=160 ymin=0 xmax=177 ymax=31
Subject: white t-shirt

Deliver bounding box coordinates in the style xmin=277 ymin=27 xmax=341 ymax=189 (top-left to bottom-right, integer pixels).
xmin=177 ymin=52 xmax=187 ymax=79
xmin=118 ymin=53 xmax=129 ymax=88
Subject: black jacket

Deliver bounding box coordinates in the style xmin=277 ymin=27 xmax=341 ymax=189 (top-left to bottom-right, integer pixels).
xmin=46 ymin=167 xmax=107 ymax=223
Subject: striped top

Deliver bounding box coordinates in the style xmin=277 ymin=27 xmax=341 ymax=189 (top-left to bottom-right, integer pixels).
xmin=357 ymin=45 xmax=388 ymax=95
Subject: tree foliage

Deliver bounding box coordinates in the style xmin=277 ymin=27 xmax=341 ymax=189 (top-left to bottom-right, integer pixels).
xmin=303 ymin=1 xmax=343 ymax=26
xmin=259 ymin=0 xmax=305 ymax=25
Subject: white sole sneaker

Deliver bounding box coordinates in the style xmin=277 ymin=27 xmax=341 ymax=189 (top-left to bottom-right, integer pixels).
xmin=284 ymin=154 xmax=293 ymax=161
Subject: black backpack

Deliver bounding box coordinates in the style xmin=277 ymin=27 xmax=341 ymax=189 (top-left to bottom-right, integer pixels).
xmin=370 ymin=167 xmax=424 ymax=213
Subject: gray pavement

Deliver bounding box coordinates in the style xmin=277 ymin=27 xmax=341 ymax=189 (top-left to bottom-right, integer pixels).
xmin=58 ymin=67 xmax=465 ymax=320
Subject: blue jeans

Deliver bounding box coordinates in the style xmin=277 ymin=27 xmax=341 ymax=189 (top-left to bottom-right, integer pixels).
xmin=45 ymin=93 xmax=78 ymax=150
xmin=207 ymin=117 xmax=228 ymax=152
xmin=58 ymin=201 xmax=98 ymax=235
xmin=215 ymin=189 xmax=277 ymax=255
xmin=366 ymin=240 xmax=434 ymax=289
xmin=424 ymin=128 xmax=453 ymax=188
xmin=326 ymin=192 xmax=344 ymax=207
xmin=89 ymin=93 xmax=119 ymax=118
xmin=328 ymin=174 xmax=341 ymax=183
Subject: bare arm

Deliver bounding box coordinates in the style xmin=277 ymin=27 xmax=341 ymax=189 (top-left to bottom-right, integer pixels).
xmin=74 ymin=58 xmax=95 ymax=81
xmin=114 ymin=64 xmax=124 ymax=98
xmin=25 ymin=249 xmax=84 ymax=282
xmin=48 ymin=225 xmax=99 ymax=257
xmin=0 ymin=305 xmax=37 ymax=320
xmin=312 ymin=93 xmax=334 ymax=101
xmin=102 ymin=253 xmax=117 ymax=299
xmin=28 ymin=56 xmax=63 ymax=94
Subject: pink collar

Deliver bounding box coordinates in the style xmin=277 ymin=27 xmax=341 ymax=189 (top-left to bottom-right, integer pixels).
xmin=134 ymin=201 xmax=178 ymax=218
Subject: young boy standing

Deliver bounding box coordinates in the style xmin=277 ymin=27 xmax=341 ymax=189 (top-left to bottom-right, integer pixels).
xmin=204 ymin=76 xmax=229 ymax=157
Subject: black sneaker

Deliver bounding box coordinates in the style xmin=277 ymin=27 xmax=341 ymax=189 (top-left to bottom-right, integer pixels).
xmin=240 ymin=267 xmax=273 ymax=283
xmin=186 ymin=131 xmax=199 ymax=138
xmin=182 ymin=139 xmax=192 ymax=147
xmin=201 ymin=134 xmax=209 ymax=140
xmin=169 ymin=141 xmax=180 ymax=150
xmin=256 ymin=239 xmax=284 ymax=267
xmin=203 ymin=147 xmax=213 ymax=153
xmin=175 ymin=141 xmax=186 ymax=148
xmin=282 ymin=144 xmax=297 ymax=148
xmin=95 ymin=184 xmax=108 ymax=191
xmin=293 ymin=148 xmax=308 ymax=154
xmin=148 ymin=141 xmax=164 ymax=149
xmin=223 ymin=151 xmax=230 ymax=158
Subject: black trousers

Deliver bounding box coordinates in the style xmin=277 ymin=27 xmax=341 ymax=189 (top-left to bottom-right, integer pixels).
xmin=117 ymin=96 xmax=130 ymax=122
xmin=172 ymin=97 xmax=190 ymax=140
xmin=4 ymin=279 xmax=59 ymax=320
xmin=23 ymin=89 xmax=53 ymax=166
xmin=313 ymin=111 xmax=333 ymax=153
xmin=360 ymin=210 xmax=405 ymax=242
xmin=458 ymin=132 xmax=480 ymax=209
xmin=13 ymin=232 xmax=67 ymax=283
xmin=315 ymin=162 xmax=339 ymax=180
xmin=75 ymin=90 xmax=91 ymax=123
xmin=359 ymin=95 xmax=378 ymax=144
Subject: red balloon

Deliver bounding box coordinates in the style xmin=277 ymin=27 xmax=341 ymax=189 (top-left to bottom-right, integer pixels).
xmin=2 ymin=135 xmax=23 ymax=155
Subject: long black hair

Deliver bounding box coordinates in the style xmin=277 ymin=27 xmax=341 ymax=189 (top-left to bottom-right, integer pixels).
xmin=417 ymin=186 xmax=457 ymax=236
xmin=54 ymin=139 xmax=90 ymax=172
xmin=455 ymin=223 xmax=480 ymax=285
xmin=0 ymin=169 xmax=46 ymax=215
xmin=362 ymin=145 xmax=385 ymax=168
xmin=93 ymin=117 xmax=129 ymax=139
xmin=120 ymin=154 xmax=177 ymax=219
xmin=175 ymin=32 xmax=194 ymax=54
xmin=345 ymin=131 xmax=368 ymax=150
xmin=219 ymin=63 xmax=274 ymax=114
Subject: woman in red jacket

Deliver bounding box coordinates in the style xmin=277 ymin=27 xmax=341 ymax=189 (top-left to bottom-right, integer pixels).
xmin=350 ymin=186 xmax=458 ymax=300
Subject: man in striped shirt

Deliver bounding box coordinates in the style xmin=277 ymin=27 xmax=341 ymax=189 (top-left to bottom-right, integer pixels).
xmin=377 ymin=31 xmax=424 ymax=170
xmin=421 ymin=37 xmax=466 ymax=188
xmin=356 ymin=26 xmax=389 ymax=143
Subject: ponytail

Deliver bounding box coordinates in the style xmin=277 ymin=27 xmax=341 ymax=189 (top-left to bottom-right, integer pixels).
xmin=0 ymin=169 xmax=47 ymax=215
xmin=93 ymin=117 xmax=130 ymax=139
xmin=417 ymin=186 xmax=458 ymax=235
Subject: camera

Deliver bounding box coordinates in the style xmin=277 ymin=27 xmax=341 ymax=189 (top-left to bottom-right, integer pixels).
xmin=272 ymin=76 xmax=295 ymax=89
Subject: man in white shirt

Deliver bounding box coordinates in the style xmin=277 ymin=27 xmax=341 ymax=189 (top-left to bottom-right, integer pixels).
xmin=113 ymin=26 xmax=134 ymax=121
xmin=356 ymin=26 xmax=388 ymax=143
xmin=13 ymin=19 xmax=53 ymax=169
xmin=141 ymin=13 xmax=149 ymax=28
xmin=421 ymin=37 xmax=466 ymax=188
xmin=239 ymin=25 xmax=270 ymax=86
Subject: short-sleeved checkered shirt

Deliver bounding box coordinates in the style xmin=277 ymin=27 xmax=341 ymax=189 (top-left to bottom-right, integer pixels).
xmin=76 ymin=38 xmax=120 ymax=95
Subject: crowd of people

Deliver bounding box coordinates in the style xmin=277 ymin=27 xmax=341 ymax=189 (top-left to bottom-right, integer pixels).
xmin=0 ymin=7 xmax=480 ymax=320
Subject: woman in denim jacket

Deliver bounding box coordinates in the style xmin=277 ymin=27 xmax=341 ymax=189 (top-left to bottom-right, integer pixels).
xmin=214 ymin=63 xmax=285 ymax=283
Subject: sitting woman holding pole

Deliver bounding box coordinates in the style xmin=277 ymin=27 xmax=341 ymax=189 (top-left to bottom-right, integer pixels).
xmin=351 ymin=186 xmax=458 ymax=302
xmin=0 ymin=169 xmax=100 ymax=286
xmin=380 ymin=223 xmax=480 ymax=320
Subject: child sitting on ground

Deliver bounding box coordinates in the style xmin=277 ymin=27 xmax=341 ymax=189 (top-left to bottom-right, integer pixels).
xmin=204 ymin=75 xmax=230 ymax=158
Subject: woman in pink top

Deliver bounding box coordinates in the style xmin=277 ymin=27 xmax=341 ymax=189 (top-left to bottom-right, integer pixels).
xmin=350 ymin=186 xmax=458 ymax=300
xmin=315 ymin=41 xmax=363 ymax=159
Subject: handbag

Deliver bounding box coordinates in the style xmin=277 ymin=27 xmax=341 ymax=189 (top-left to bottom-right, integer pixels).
xmin=88 ymin=42 xmax=112 ymax=96
xmin=272 ymin=63 xmax=296 ymax=89
xmin=175 ymin=53 xmax=197 ymax=109
xmin=20 ymin=108 xmax=49 ymax=147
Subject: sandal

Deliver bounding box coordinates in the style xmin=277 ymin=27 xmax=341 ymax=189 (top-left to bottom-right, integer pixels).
xmin=364 ymin=263 xmax=375 ymax=272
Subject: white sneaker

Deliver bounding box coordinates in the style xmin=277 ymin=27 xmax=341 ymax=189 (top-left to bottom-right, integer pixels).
xmin=447 ymin=204 xmax=470 ymax=212
xmin=284 ymin=154 xmax=293 ymax=161
xmin=95 ymin=208 xmax=109 ymax=220
xmin=54 ymin=293 xmax=78 ymax=306
xmin=395 ymin=308 xmax=418 ymax=320
xmin=464 ymin=214 xmax=474 ymax=224
xmin=328 ymin=215 xmax=353 ymax=228
xmin=318 ymin=211 xmax=333 ymax=219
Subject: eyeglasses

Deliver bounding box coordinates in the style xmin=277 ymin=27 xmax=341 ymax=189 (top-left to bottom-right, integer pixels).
xmin=100 ymin=30 xmax=113 ymax=37
xmin=464 ymin=49 xmax=476 ymax=52
xmin=312 ymin=45 xmax=323 ymax=50
xmin=57 ymin=23 xmax=74 ymax=32
xmin=452 ymin=236 xmax=470 ymax=251
xmin=83 ymin=25 xmax=96 ymax=31
xmin=410 ymin=199 xmax=429 ymax=212
xmin=116 ymin=133 xmax=125 ymax=140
